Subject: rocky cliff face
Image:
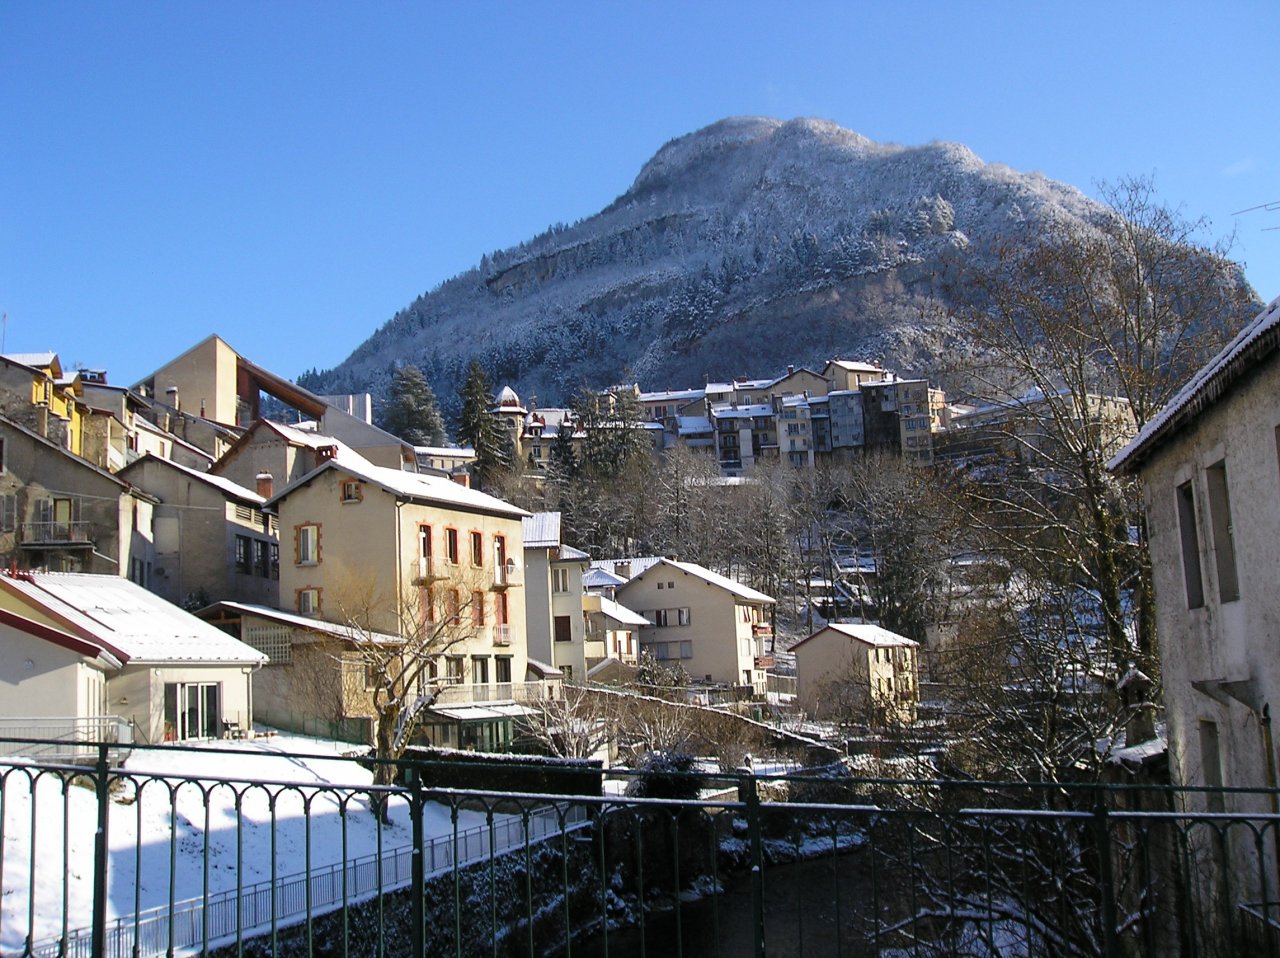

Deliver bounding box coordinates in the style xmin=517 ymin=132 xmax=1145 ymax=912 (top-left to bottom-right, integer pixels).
xmin=305 ymin=117 xmax=1250 ymax=414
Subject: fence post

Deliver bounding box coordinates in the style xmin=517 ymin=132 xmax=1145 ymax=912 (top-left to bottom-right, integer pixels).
xmin=1093 ymin=800 xmax=1119 ymax=958
xmin=90 ymin=742 xmax=109 ymax=958
xmin=740 ymin=769 xmax=766 ymax=958
xmin=409 ymin=765 xmax=426 ymax=958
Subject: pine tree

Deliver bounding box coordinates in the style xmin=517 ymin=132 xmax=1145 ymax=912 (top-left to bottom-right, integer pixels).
xmin=378 ymin=364 xmax=447 ymax=446
xmin=455 ymin=361 xmax=508 ymax=488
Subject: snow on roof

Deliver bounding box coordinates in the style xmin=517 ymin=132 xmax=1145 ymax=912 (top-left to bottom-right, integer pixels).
xmin=0 ymin=573 xmax=267 ymax=665
xmin=583 ymin=567 xmax=627 ymax=589
xmin=676 ymin=416 xmax=713 ymax=434
xmin=414 ymin=445 xmax=475 ymax=457
xmin=1110 ymin=293 xmax=1280 ymax=473
xmin=623 ymin=557 xmax=775 ymax=604
xmin=127 ymin=453 xmax=264 ymax=505
xmin=827 ymin=359 xmax=884 ymax=373
xmin=2 ymin=351 xmax=59 ymax=369
xmin=522 ymin=512 xmax=562 ymax=548
xmin=493 ymin=385 xmax=526 ymax=412
xmin=558 ymin=544 xmax=590 ymax=561
xmin=592 ymin=595 xmax=650 ymax=627
xmin=205 ymin=601 xmax=403 ymax=645
xmin=639 ymin=388 xmax=705 ymax=403
xmin=589 ymin=556 xmax=664 ymax=580
xmin=268 ymin=457 xmax=530 ymax=519
xmin=792 ymin=621 xmax=917 ymax=650
xmin=711 ymin=403 xmax=774 ymax=419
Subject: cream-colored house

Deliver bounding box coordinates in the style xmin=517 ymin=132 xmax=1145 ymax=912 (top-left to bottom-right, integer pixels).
xmin=0 ymin=572 xmax=265 ymax=746
xmin=263 ymin=452 xmax=544 ymax=745
xmin=792 ymin=622 xmax=919 ymax=725
xmin=616 ymin=558 xmax=774 ymax=694
xmin=522 ymin=512 xmax=591 ymax=682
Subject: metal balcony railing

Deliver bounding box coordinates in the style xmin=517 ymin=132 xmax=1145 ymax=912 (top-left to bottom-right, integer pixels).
xmin=492 ymin=624 xmax=512 ymax=646
xmin=20 ymin=521 xmax=93 ymax=545
xmin=492 ymin=560 xmax=521 ymax=588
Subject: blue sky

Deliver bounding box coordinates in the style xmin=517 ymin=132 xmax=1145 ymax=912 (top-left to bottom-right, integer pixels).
xmin=2 ymin=2 xmax=1276 ymax=387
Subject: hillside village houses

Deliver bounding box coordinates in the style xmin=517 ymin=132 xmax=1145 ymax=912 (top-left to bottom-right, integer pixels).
xmin=0 ymin=330 xmax=989 ymax=758
xmin=491 ymin=356 xmax=953 ymax=479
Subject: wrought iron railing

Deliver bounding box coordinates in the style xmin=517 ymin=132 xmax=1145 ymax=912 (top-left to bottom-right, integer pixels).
xmin=3 ymin=742 xmax=1280 ymax=958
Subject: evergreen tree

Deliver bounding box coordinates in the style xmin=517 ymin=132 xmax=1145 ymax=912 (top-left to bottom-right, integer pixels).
xmin=378 ymin=364 xmax=447 ymax=446
xmin=455 ymin=361 xmax=508 ymax=488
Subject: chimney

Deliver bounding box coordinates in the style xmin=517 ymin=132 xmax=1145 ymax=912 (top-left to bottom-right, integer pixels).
xmin=255 ymin=471 xmax=274 ymax=499
xmin=317 ymin=445 xmax=338 ymax=462
xmin=165 ymin=385 xmax=180 ymax=413
xmin=451 ymin=472 xmax=471 ymax=488
xmin=787 ymin=365 xmax=794 ymax=375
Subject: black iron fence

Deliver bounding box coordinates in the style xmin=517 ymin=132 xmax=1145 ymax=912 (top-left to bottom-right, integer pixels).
xmin=1 ymin=739 xmax=1278 ymax=957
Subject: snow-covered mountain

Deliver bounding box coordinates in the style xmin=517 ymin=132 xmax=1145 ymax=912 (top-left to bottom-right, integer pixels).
xmin=305 ymin=116 xmax=1251 ymax=413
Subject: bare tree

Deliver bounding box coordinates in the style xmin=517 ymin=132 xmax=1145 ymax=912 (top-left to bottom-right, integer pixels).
xmin=327 ymin=572 xmax=487 ymax=821
xmin=945 ymin=176 xmax=1256 ymax=679
xmin=521 ymin=686 xmax=618 ymax=760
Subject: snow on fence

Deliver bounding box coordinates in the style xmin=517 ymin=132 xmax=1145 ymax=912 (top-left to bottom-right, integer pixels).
xmin=34 ymin=803 xmax=587 ymax=958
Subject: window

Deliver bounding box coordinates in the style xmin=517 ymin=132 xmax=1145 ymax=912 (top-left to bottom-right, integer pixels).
xmin=470 ymin=530 xmax=483 ymax=566
xmin=679 ymin=640 xmax=692 ymax=659
xmin=553 ymin=567 xmax=569 ymax=593
xmin=235 ymin=535 xmax=252 ymax=574
xmin=562 ymin=665 xmax=573 ymax=682
xmin=0 ymin=494 xmax=14 ymax=532
xmin=1199 ymin=720 xmax=1225 ymax=812
xmin=296 ymin=524 xmax=320 ymax=565
xmin=494 ymin=535 xmax=507 ymax=568
xmin=341 ymin=479 xmax=362 ymax=503
xmin=445 ymin=589 xmax=461 ymax=625
xmin=495 ymin=657 xmax=512 ymax=684
xmin=654 ymin=609 xmax=670 ymax=627
xmin=677 ymin=607 xmax=691 ymax=626
xmin=472 ymin=657 xmax=489 ymax=685
xmin=419 ymin=525 xmax=433 ymax=559
xmin=657 ymin=582 xmax=664 ymax=590
xmin=255 ymin=539 xmax=271 ymax=577
xmin=445 ymin=528 xmax=459 ymax=564
xmin=495 ymin=592 xmax=508 ymax=626
xmin=667 ymin=581 xmax=675 ymax=589
xmin=445 ymin=657 xmax=464 ymax=684
xmin=1175 ymin=481 xmax=1205 ymax=609
xmin=554 ymin=615 xmax=572 ymax=642
xmin=269 ymin=543 xmax=279 ymax=579
xmin=472 ymin=590 xmax=486 ymax=626
xmin=1205 ymin=461 xmax=1239 ymax=602
xmin=297 ymin=588 xmax=320 ymax=615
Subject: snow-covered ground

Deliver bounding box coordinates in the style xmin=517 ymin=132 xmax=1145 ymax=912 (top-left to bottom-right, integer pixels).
xmin=0 ymin=734 xmax=499 ymax=953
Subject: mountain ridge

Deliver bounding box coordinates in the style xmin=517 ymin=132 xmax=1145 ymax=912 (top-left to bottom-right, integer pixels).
xmin=305 ymin=116 xmax=1252 ymax=415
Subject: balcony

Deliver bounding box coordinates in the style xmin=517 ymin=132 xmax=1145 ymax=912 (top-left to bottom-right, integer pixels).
xmin=492 ymin=560 xmax=521 ymax=589
xmin=751 ymin=623 xmax=774 ymax=637
xmin=492 ymin=624 xmax=512 ymax=647
xmin=411 ymin=556 xmax=448 ymax=585
xmin=19 ymin=521 xmax=94 ymax=547
xmin=754 ymin=655 xmax=775 ymax=670
xmin=432 ymin=681 xmax=556 ymax=707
